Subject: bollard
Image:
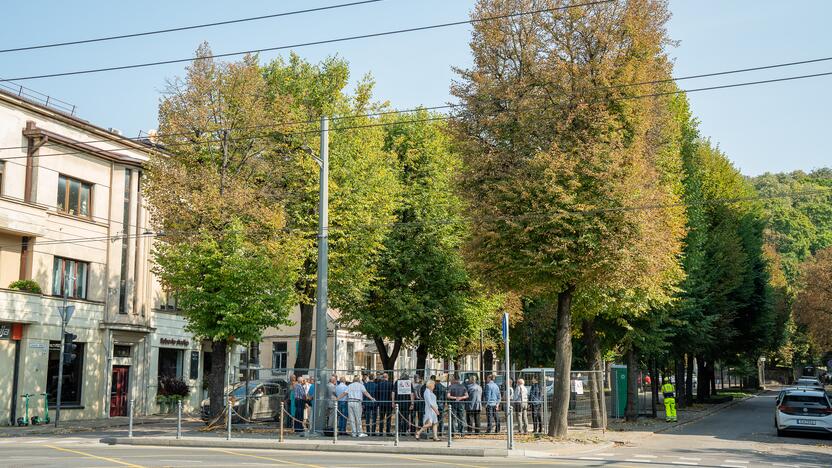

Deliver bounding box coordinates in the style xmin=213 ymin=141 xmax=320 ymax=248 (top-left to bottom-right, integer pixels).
xmin=394 ymin=404 xmax=399 ymax=447
xmin=507 ymin=405 xmax=513 ymax=450
xmin=176 ymin=400 xmax=182 ymax=440
xmin=226 ymin=397 xmax=232 ymax=440
xmin=447 ymin=403 xmax=452 ymax=448
xmin=279 ymin=402 xmax=285 ymax=443
xmin=333 ymin=404 xmax=338 ymax=445
xmin=128 ymin=399 xmax=134 ymax=438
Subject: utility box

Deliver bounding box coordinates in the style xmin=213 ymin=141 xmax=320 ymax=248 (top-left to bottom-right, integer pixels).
xmin=610 ymin=365 xmax=628 ymax=418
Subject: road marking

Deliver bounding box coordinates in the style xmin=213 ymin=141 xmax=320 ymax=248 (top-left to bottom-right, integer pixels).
xmin=626 ymin=460 xmax=652 ymax=463
xmin=394 ymin=455 xmax=486 ymax=468
xmin=671 ymin=463 xmax=699 ymax=466
xmin=579 ymin=457 xmax=605 ymax=460
xmin=720 ymin=465 xmax=747 ymax=468
xmin=597 ymin=453 xmax=615 ymax=456
xmin=679 ymin=457 xmax=702 ymax=461
xmin=723 ymin=460 xmax=748 ymax=464
xmin=771 ymin=464 xmax=799 ymax=468
xmin=634 ymin=455 xmax=658 ymax=458
xmin=214 ymin=449 xmax=324 ymax=468
xmin=45 ymin=445 xmax=145 ymax=468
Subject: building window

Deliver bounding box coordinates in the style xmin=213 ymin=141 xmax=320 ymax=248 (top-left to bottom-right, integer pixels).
xmin=272 ymin=342 xmax=287 ymax=370
xmin=158 ymin=347 xmax=183 ymax=379
xmin=346 ymin=342 xmax=355 ymax=372
xmin=47 ymin=341 xmax=84 ymax=406
xmin=118 ymin=169 xmax=132 ymax=314
xmin=57 ymin=175 xmax=91 ymax=217
xmin=51 ymin=257 xmax=89 ymax=299
xmin=113 ymin=345 xmax=132 ymax=358
xmin=159 ymin=290 xmax=178 ymax=311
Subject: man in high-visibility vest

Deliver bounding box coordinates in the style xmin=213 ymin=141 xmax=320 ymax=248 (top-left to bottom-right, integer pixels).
xmin=661 ymin=378 xmax=677 ymax=422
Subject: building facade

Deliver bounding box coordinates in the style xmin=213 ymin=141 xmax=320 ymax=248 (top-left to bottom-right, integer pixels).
xmin=0 ymin=88 xmax=199 ymax=425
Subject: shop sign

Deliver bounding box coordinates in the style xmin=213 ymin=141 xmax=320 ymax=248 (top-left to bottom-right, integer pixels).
xmin=29 ymin=342 xmax=46 ymax=349
xmin=0 ymin=323 xmax=9 ymax=339
xmin=160 ymin=337 xmax=189 ymax=347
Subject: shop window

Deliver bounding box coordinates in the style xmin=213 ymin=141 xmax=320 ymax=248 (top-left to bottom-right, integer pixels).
xmin=158 ymin=347 xmax=183 ymax=379
xmin=51 ymin=257 xmax=89 ymax=299
xmin=272 ymin=342 xmax=287 ymax=370
xmin=57 ymin=174 xmax=91 ymax=217
xmin=47 ymin=341 xmax=85 ymax=406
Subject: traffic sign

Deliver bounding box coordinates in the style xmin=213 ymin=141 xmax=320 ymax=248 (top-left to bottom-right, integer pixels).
xmin=502 ymin=312 xmax=509 ymax=341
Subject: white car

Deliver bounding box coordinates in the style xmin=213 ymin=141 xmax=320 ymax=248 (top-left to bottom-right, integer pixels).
xmin=795 ymin=377 xmax=825 ymax=391
xmin=775 ymin=389 xmax=832 ymax=437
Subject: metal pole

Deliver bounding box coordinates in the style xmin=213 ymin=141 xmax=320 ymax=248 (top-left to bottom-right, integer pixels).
xmin=504 ymin=316 xmax=512 ymax=450
xmin=480 ymin=330 xmax=485 ymax=386
xmin=226 ymin=397 xmax=232 ymax=440
xmin=540 ymin=369 xmax=546 ymax=434
xmin=333 ymin=401 xmax=338 ymax=444
xmin=176 ymin=400 xmax=182 ymax=439
xmin=313 ymin=115 xmax=330 ymax=433
xmin=279 ymin=402 xmax=285 ymax=443
xmin=128 ymin=399 xmax=134 ymax=438
xmin=394 ymin=404 xmax=399 ymax=447
xmin=55 ymin=267 xmax=70 ymax=427
xmin=447 ymin=403 xmax=452 ymax=447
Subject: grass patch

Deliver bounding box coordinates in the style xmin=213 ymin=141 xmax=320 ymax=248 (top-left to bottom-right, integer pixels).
xmin=715 ymin=390 xmax=752 ymax=399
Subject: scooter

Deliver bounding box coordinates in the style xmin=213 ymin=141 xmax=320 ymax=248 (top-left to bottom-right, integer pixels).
xmin=15 ymin=393 xmax=49 ymax=426
xmin=39 ymin=393 xmax=50 ymax=424
xmin=16 ymin=393 xmax=32 ymax=426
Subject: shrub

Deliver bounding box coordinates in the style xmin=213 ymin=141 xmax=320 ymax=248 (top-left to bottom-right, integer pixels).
xmin=8 ymin=279 xmax=42 ymax=294
xmin=159 ymin=377 xmax=190 ymax=398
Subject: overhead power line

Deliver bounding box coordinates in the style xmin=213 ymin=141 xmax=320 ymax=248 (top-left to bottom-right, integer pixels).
xmin=0 ymin=0 xmax=385 ymax=54
xmin=1 ymin=188 xmax=828 ymax=251
xmin=2 ymin=51 xmax=831 ymax=154
xmin=0 ymin=0 xmax=614 ymax=82
xmin=2 ymin=67 xmax=832 ymax=163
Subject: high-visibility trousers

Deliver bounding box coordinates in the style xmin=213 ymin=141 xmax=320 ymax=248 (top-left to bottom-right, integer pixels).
xmin=664 ymin=397 xmax=677 ymax=422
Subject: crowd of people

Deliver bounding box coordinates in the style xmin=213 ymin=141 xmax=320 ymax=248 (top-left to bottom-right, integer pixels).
xmin=282 ymin=372 xmax=548 ymax=439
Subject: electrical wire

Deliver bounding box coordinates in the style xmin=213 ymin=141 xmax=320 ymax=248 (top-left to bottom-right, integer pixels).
xmin=1 ymin=52 xmax=832 ymax=154
xmin=0 ymin=1 xmax=384 ymax=54
xmin=0 ymin=1 xmax=614 ymax=83
xmin=1 ymin=188 xmax=827 ymax=251
xmin=3 ymin=66 xmax=832 ymax=163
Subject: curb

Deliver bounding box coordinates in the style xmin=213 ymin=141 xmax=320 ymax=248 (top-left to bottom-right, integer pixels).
xmin=101 ymin=436 xmax=510 ymax=458
xmin=654 ymin=392 xmax=760 ymax=434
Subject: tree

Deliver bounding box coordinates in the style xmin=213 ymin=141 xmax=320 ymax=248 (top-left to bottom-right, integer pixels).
xmin=145 ymin=44 xmax=300 ymax=416
xmin=453 ymin=0 xmax=686 ymax=436
xmin=262 ymin=54 xmax=401 ymax=370
xmin=794 ymin=248 xmax=832 ymax=352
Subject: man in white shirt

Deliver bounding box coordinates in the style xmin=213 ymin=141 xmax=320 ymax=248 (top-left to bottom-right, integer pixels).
xmin=513 ymin=378 xmax=530 ymax=434
xmin=338 ymin=374 xmax=375 ymax=437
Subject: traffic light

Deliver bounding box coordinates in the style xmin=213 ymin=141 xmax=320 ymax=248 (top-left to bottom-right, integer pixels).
xmin=63 ymin=332 xmax=78 ymax=365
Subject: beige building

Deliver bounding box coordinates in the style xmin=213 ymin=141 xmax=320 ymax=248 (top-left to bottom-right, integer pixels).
xmin=0 ymin=86 xmax=200 ymax=425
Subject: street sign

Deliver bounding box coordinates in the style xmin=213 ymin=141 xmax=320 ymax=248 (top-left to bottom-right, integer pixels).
xmin=59 ymin=305 xmax=75 ymax=324
xmin=501 ymin=312 xmax=509 ymax=340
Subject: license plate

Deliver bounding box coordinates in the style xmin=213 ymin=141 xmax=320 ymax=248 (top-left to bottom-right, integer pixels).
xmin=796 ymin=419 xmax=817 ymax=425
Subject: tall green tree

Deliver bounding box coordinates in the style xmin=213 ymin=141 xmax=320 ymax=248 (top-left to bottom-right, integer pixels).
xmin=453 ymin=0 xmax=686 ymax=436
xmin=145 ymin=44 xmax=300 ymax=416
xmin=262 ymin=54 xmax=401 ymax=370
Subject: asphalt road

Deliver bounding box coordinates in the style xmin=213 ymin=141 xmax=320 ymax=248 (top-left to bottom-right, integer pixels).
xmin=0 ymin=390 xmax=828 ymax=467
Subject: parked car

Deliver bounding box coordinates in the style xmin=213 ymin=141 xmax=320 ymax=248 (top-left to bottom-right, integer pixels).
xmin=774 ymin=388 xmax=832 ymax=437
xmin=201 ymin=379 xmax=289 ymax=423
xmin=795 ymin=377 xmax=825 ymax=391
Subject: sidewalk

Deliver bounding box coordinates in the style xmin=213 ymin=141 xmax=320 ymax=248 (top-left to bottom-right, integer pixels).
xmin=0 ymin=415 xmax=180 ymax=437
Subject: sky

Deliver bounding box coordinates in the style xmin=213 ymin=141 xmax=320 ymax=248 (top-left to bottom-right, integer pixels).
xmin=0 ymin=0 xmax=829 ymax=176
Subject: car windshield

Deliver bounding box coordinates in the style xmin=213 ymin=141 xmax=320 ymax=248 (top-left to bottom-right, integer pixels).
xmin=232 ymin=383 xmax=260 ymax=398
xmin=783 ymin=395 xmax=829 ymax=406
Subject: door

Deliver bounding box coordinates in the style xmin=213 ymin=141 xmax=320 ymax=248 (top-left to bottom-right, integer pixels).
xmin=110 ymin=366 xmax=130 ymax=417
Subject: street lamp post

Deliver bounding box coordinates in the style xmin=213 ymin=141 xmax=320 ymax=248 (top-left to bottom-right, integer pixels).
xmin=313 ymin=116 xmax=330 ymax=433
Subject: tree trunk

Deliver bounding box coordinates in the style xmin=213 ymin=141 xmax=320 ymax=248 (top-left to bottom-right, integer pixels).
xmin=484 ymin=349 xmax=494 ymax=374
xmin=625 ymin=347 xmax=639 ymax=422
xmin=709 ymin=363 xmax=717 ymax=396
xmin=548 ymin=285 xmax=574 ymax=438
xmin=685 ymin=353 xmax=694 ymax=406
xmin=293 ymin=301 xmax=314 ymax=371
xmin=650 ymin=359 xmax=658 ymax=419
xmin=675 ymin=356 xmax=686 ymax=409
xmin=208 ymin=340 xmax=228 ymax=418
xmin=374 ymin=337 xmax=402 ymax=373
xmin=696 ymin=356 xmax=710 ymax=402
xmin=582 ymin=318 xmax=603 ymax=428
xmin=416 ymin=343 xmax=428 ymax=377
xmin=452 ymin=356 xmax=462 ymax=373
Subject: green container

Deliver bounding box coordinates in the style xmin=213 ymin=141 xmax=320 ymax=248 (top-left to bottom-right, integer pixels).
xmin=611 ymin=365 xmax=628 ymax=418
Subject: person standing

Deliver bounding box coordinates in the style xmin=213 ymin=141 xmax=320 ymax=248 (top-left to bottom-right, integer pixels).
xmin=447 ymin=375 xmax=469 ymax=435
xmin=514 ymin=378 xmax=529 ymax=434
xmin=363 ymin=373 xmax=378 ymax=435
xmin=415 ymin=380 xmax=440 ymax=441
xmin=484 ymin=374 xmax=501 ymax=433
xmin=375 ymin=373 xmax=394 ymax=436
xmin=293 ymin=376 xmax=308 ymax=433
xmin=338 ymin=374 xmax=375 ymax=437
xmin=431 ymin=375 xmax=447 ymax=434
xmin=335 ymin=376 xmax=349 ymax=434
xmin=466 ymin=376 xmax=483 ymax=433
xmin=529 ymin=376 xmax=543 ymax=434
xmin=661 ymin=378 xmax=677 ymax=422
xmin=326 ymin=375 xmax=338 ymax=432
xmin=395 ymin=374 xmax=415 ymax=434
xmin=285 ymin=374 xmax=298 ymax=429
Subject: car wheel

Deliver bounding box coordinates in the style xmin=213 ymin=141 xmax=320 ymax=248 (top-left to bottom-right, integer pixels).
xmin=776 ymin=427 xmax=785 ymax=437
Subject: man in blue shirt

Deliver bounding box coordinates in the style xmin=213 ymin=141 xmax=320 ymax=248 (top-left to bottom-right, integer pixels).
xmin=363 ymin=373 xmax=378 ymax=435
xmin=484 ymin=374 xmax=502 ymax=433
xmin=375 ymin=373 xmax=394 ymax=436
xmin=335 ymin=376 xmax=349 ymax=434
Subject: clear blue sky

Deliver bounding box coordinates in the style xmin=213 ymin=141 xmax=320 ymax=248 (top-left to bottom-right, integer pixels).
xmin=1 ymin=0 xmax=829 ymax=176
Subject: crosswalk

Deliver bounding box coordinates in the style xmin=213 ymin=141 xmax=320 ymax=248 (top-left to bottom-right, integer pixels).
xmin=0 ymin=437 xmax=97 ymax=446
